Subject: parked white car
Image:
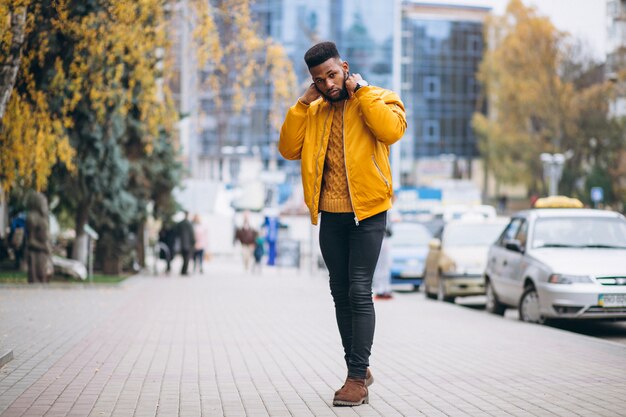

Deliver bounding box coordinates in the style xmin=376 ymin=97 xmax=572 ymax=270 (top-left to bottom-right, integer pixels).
xmin=484 ymin=208 xmax=626 ymax=324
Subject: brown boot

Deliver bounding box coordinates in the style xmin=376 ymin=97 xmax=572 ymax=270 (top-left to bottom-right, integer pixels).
xmin=335 ymin=368 xmax=374 ymax=396
xmin=333 ymin=377 xmax=368 ymax=406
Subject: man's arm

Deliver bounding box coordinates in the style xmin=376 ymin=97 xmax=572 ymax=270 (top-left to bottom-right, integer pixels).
xmin=278 ymin=84 xmax=320 ymax=160
xmin=355 ymin=87 xmax=406 ymax=145
xmin=278 ymin=101 xmax=308 ymax=160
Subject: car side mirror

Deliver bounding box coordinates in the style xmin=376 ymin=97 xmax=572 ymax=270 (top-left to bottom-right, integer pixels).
xmin=429 ymin=238 xmax=441 ymax=250
xmin=505 ymin=239 xmax=524 ymax=253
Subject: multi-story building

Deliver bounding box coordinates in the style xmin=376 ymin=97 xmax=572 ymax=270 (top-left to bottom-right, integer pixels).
xmin=209 ymin=0 xmax=396 ymax=182
xmin=400 ymin=2 xmax=489 ymax=184
xmin=171 ymin=1 xmax=489 ymax=187
xmin=607 ymin=0 xmax=626 ymax=117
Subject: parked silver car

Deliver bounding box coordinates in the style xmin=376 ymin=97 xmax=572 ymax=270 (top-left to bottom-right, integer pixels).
xmin=484 ymin=208 xmax=626 ymax=324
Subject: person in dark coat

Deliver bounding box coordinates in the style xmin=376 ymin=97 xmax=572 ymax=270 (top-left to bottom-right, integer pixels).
xmin=158 ymin=222 xmax=177 ymax=273
xmin=9 ymin=212 xmax=26 ymax=270
xmin=25 ymin=192 xmax=52 ymax=283
xmin=177 ymin=211 xmax=195 ymax=275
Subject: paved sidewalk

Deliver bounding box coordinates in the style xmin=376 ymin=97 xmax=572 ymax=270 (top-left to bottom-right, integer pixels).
xmin=1 ymin=258 xmax=625 ymax=417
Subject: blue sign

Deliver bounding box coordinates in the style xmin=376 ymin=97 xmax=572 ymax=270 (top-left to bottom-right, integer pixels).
xmin=590 ymin=187 xmax=603 ymax=203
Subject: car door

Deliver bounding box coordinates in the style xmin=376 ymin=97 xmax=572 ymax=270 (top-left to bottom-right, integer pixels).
xmin=487 ymin=218 xmax=523 ymax=305
xmin=501 ymin=219 xmax=528 ymax=305
xmin=424 ymin=228 xmax=443 ymax=293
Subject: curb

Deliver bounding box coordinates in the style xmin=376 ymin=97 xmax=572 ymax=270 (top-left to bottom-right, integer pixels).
xmin=0 ymin=350 xmax=13 ymax=369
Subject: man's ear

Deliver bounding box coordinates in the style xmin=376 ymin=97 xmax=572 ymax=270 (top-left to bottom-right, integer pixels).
xmin=342 ymin=60 xmax=349 ymax=73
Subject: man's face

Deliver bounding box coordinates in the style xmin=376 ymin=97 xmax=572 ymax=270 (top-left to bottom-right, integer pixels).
xmin=309 ymin=58 xmax=349 ymax=102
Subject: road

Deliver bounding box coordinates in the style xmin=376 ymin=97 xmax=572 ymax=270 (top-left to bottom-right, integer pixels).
xmin=455 ymin=296 xmax=626 ymax=346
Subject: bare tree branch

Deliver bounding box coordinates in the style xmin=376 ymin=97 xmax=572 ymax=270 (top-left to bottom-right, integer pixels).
xmin=0 ymin=4 xmax=27 ymax=120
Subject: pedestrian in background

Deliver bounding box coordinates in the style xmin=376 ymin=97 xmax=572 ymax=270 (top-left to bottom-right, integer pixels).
xmin=234 ymin=212 xmax=258 ymax=271
xmin=279 ymin=41 xmax=406 ymax=406
xmin=252 ymin=234 xmax=265 ymax=274
xmin=177 ymin=211 xmax=195 ymax=276
xmin=8 ymin=212 xmax=26 ymax=271
xmin=262 ymin=212 xmax=280 ymax=266
xmin=158 ymin=222 xmax=176 ymax=274
xmin=192 ymin=214 xmax=207 ymax=274
xmin=25 ymin=193 xmax=52 ymax=283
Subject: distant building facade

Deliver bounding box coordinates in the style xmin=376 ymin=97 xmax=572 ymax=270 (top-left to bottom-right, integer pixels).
xmin=607 ymin=0 xmax=626 ymax=117
xmin=243 ymin=0 xmax=393 ymax=182
xmin=168 ymin=1 xmax=489 ymax=186
xmin=400 ymin=3 xmax=489 ymax=184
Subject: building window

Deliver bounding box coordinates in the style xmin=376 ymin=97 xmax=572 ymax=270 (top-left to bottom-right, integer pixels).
xmin=200 ymin=99 xmax=213 ymax=114
xmin=423 ymin=76 xmax=440 ymax=98
xmin=423 ymin=120 xmax=440 ymax=142
xmin=201 ymin=130 xmax=216 ymax=156
xmin=467 ymin=77 xmax=479 ymax=95
xmin=468 ymin=34 xmax=481 ymax=54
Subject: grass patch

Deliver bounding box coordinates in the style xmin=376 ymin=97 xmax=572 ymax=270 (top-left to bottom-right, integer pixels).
xmin=89 ymin=274 xmax=130 ymax=284
xmin=0 ymin=271 xmax=28 ymax=283
xmin=0 ymin=270 xmax=130 ymax=284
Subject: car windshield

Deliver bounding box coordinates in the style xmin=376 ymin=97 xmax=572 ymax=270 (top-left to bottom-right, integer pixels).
xmin=391 ymin=224 xmax=432 ymax=247
xmin=532 ymin=216 xmax=626 ymax=249
xmin=443 ymin=223 xmax=506 ymax=246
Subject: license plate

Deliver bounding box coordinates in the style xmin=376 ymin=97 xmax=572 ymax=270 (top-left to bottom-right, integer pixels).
xmin=598 ymin=294 xmax=626 ymax=307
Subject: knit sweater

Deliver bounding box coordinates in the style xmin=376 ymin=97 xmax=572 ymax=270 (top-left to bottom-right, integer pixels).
xmin=319 ymin=101 xmax=353 ymax=213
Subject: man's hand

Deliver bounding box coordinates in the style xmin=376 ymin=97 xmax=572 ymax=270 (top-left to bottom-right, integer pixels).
xmin=299 ymin=83 xmax=321 ymax=105
xmin=345 ymin=73 xmax=364 ymax=98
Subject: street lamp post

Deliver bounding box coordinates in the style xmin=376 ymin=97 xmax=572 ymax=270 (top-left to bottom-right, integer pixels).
xmin=540 ymin=153 xmax=565 ymax=196
xmin=392 ymin=0 xmax=402 ymax=189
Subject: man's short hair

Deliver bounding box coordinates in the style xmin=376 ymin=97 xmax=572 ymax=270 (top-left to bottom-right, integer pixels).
xmin=304 ymin=41 xmax=341 ymax=69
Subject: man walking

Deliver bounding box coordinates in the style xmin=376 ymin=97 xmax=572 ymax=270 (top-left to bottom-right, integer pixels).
xmin=278 ymin=41 xmax=406 ymax=406
xmin=177 ymin=211 xmax=195 ymax=275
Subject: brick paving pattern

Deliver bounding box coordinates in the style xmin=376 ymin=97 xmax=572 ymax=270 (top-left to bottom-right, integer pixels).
xmin=1 ymin=258 xmax=625 ymax=417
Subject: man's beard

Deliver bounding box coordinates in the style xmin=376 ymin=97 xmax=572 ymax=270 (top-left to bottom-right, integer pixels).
xmin=325 ymin=77 xmax=349 ymax=102
xmin=326 ymin=86 xmax=349 ymax=102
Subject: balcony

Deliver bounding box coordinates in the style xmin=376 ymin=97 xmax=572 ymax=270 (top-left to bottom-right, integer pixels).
xmin=606 ymin=49 xmax=626 ymax=80
xmin=608 ymin=0 xmax=626 ymax=20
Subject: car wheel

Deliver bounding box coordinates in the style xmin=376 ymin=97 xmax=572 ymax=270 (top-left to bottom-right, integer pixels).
xmin=425 ymin=289 xmax=436 ymax=299
xmin=437 ymin=279 xmax=454 ymax=303
xmin=485 ymin=279 xmax=506 ymax=316
xmin=519 ymin=286 xmax=546 ymax=324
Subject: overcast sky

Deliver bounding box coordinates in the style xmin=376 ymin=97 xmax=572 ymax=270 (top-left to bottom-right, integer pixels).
xmin=422 ymin=0 xmax=608 ymax=60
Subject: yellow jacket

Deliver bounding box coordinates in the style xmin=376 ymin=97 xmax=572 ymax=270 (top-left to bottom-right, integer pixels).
xmin=279 ymin=86 xmax=406 ymax=225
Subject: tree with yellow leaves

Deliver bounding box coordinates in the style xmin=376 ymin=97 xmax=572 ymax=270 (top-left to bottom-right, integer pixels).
xmin=1 ymin=0 xmax=179 ymax=269
xmin=0 ymin=0 xmax=75 ymax=191
xmin=474 ymin=0 xmax=626 ymax=204
xmin=472 ymin=0 xmax=576 ymax=193
xmin=1 ymin=0 xmax=296 ymax=271
xmin=188 ymin=0 xmax=296 ymax=178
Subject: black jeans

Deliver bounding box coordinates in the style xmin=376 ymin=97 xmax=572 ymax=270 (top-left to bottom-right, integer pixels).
xmin=181 ymin=249 xmax=192 ymax=275
xmin=319 ymin=211 xmax=386 ymax=379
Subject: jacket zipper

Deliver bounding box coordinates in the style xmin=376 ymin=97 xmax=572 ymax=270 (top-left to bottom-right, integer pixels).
xmin=312 ymin=105 xmax=332 ymax=218
xmin=342 ymin=101 xmax=359 ymax=226
xmin=372 ymin=155 xmax=390 ymax=189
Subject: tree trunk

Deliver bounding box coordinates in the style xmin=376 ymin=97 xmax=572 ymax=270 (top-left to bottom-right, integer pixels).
xmin=0 ymin=5 xmax=27 ymax=120
xmin=96 ymin=231 xmax=122 ymax=275
xmin=136 ymin=220 xmax=146 ymax=268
